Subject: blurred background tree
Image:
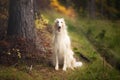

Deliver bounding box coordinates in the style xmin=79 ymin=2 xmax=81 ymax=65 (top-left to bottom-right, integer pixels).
xmin=55 ymin=0 xmax=120 ymax=19
xmin=0 ymin=0 xmax=119 ymax=24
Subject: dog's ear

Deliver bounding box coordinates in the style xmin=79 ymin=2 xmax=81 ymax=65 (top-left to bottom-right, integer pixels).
xmin=54 ymin=18 xmax=58 ymax=23
xmin=61 ymin=18 xmax=65 ymax=24
xmin=54 ymin=18 xmax=58 ymax=29
xmin=61 ymin=18 xmax=64 ymax=21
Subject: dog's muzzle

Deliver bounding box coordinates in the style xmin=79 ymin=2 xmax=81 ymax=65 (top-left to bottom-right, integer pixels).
xmin=58 ymin=26 xmax=61 ymax=32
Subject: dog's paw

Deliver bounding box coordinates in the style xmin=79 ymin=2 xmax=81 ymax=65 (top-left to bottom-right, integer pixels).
xmin=62 ymin=67 xmax=66 ymax=71
xmin=70 ymin=67 xmax=74 ymax=70
xmin=75 ymin=62 xmax=83 ymax=67
xmin=55 ymin=66 xmax=59 ymax=70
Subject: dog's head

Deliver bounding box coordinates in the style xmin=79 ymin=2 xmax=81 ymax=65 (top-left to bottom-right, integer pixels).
xmin=54 ymin=18 xmax=66 ymax=32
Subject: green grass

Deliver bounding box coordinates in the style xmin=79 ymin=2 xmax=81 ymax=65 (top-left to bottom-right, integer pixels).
xmin=0 ymin=10 xmax=120 ymax=80
xmin=78 ymin=19 xmax=120 ymax=57
xmin=68 ymin=59 xmax=120 ymax=80
xmin=0 ymin=66 xmax=34 ymax=80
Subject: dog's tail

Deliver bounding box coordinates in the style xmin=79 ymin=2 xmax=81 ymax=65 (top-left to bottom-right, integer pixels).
xmin=75 ymin=62 xmax=83 ymax=67
xmin=72 ymin=58 xmax=83 ymax=67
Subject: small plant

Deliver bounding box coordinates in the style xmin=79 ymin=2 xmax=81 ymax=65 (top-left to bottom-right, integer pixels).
xmin=7 ymin=48 xmax=21 ymax=59
xmin=35 ymin=14 xmax=49 ymax=30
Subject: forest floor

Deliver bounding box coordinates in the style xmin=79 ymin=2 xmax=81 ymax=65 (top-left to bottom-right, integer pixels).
xmin=0 ymin=10 xmax=120 ymax=80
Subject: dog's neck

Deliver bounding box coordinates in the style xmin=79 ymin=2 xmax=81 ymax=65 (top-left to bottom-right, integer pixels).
xmin=55 ymin=29 xmax=68 ymax=36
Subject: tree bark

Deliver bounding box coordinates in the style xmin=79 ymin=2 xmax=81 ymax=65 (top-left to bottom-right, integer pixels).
xmin=88 ymin=0 xmax=96 ymax=19
xmin=7 ymin=0 xmax=36 ymax=43
xmin=100 ymin=0 xmax=104 ymax=18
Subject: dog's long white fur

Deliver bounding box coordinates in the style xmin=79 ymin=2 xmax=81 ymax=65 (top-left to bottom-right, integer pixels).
xmin=52 ymin=18 xmax=82 ymax=71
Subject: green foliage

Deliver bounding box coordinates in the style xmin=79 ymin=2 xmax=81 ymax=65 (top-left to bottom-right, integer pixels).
xmin=7 ymin=48 xmax=22 ymax=59
xmin=35 ymin=14 xmax=49 ymax=30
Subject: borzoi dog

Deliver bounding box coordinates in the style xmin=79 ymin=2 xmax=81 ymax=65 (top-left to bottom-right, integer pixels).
xmin=52 ymin=18 xmax=82 ymax=71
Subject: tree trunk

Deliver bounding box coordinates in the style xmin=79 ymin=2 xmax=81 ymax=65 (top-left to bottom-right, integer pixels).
xmin=88 ymin=0 xmax=96 ymax=19
xmin=7 ymin=0 xmax=36 ymax=43
xmin=100 ymin=0 xmax=104 ymax=18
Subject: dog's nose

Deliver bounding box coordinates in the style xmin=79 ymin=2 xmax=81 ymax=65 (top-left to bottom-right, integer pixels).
xmin=58 ymin=26 xmax=61 ymax=29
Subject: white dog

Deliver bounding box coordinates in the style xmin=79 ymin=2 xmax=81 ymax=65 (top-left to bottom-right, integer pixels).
xmin=52 ymin=18 xmax=82 ymax=71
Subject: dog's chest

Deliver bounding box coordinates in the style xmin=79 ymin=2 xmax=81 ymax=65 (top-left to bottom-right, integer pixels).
xmin=54 ymin=34 xmax=70 ymax=53
xmin=55 ymin=35 xmax=69 ymax=45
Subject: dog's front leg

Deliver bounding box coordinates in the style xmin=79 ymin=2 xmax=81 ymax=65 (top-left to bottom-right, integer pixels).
xmin=63 ymin=55 xmax=67 ymax=71
xmin=55 ymin=54 xmax=59 ymax=70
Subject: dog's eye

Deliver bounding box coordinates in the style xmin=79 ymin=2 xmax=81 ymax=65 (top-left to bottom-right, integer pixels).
xmin=57 ymin=21 xmax=59 ymax=23
xmin=61 ymin=22 xmax=63 ymax=23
